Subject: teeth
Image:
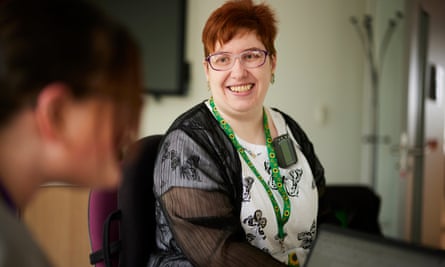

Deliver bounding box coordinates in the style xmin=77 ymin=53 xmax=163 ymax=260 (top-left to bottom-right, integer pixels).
xmin=229 ymin=84 xmax=252 ymax=92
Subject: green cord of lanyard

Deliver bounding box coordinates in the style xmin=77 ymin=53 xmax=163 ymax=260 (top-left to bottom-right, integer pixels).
xmin=209 ymin=97 xmax=291 ymax=242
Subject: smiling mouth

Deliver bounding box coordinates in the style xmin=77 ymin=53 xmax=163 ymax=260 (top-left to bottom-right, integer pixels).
xmin=228 ymin=84 xmax=254 ymax=92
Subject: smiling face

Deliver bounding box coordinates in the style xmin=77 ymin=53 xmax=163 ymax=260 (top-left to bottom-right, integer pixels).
xmin=204 ymin=31 xmax=276 ymax=119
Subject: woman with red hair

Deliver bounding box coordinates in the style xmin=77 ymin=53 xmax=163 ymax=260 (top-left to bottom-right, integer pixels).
xmin=151 ymin=1 xmax=325 ymax=266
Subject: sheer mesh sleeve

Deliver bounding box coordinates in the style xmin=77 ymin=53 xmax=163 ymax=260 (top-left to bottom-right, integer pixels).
xmin=154 ymin=130 xmax=286 ymax=267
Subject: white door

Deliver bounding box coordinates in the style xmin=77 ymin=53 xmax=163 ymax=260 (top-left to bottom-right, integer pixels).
xmin=369 ymin=0 xmax=445 ymax=249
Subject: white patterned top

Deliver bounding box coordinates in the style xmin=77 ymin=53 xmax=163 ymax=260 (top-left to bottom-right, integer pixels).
xmin=237 ymin=108 xmax=318 ymax=266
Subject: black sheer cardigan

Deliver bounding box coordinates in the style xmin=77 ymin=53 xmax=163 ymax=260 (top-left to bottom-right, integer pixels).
xmin=149 ymin=102 xmax=326 ymax=267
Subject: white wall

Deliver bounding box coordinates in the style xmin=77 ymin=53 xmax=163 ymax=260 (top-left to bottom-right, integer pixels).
xmin=139 ymin=0 xmax=367 ymax=184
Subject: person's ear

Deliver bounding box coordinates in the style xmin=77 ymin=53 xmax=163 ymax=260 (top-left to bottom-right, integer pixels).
xmin=203 ymin=60 xmax=210 ymax=80
xmin=271 ymin=54 xmax=277 ymax=73
xmin=34 ymin=83 xmax=72 ymax=141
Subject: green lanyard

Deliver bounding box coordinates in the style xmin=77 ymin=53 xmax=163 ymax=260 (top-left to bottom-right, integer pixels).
xmin=209 ymin=97 xmax=291 ymax=243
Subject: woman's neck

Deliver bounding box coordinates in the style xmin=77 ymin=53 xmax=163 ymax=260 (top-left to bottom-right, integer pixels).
xmin=0 ymin=112 xmax=44 ymax=209
xmin=0 ymin=166 xmax=39 ymax=210
xmin=218 ymin=107 xmax=278 ymax=145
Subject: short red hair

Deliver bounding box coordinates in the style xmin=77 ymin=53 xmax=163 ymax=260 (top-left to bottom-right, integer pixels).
xmin=202 ymin=0 xmax=278 ymax=57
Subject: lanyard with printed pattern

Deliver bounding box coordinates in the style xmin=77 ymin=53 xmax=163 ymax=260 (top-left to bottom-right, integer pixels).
xmin=209 ymin=97 xmax=291 ymax=245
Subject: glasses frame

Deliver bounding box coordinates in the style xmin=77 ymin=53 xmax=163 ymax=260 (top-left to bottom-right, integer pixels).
xmin=205 ymin=49 xmax=270 ymax=71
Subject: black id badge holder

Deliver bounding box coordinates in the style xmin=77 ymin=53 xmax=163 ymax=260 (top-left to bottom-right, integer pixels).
xmin=272 ymin=134 xmax=298 ymax=168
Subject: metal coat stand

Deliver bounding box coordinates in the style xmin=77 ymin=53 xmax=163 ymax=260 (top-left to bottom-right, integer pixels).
xmin=350 ymin=11 xmax=403 ymax=189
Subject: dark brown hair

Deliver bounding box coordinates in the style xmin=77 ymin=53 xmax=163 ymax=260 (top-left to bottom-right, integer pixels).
xmin=202 ymin=0 xmax=278 ymax=57
xmin=0 ymin=0 xmax=143 ymax=129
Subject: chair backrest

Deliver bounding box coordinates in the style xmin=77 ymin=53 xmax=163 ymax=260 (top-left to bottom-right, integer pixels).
xmin=88 ymin=134 xmax=163 ymax=267
xmin=318 ymin=185 xmax=382 ymax=236
xmin=119 ymin=134 xmax=163 ymax=267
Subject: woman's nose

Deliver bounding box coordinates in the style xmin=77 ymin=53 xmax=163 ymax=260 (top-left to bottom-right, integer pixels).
xmin=230 ymin=58 xmax=247 ymax=78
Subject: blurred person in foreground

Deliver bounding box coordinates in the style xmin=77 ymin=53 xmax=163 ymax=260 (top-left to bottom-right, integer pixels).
xmin=0 ymin=0 xmax=143 ymax=266
xmin=149 ymin=0 xmax=326 ymax=266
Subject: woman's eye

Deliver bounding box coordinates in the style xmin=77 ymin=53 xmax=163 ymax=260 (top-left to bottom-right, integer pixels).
xmin=243 ymin=52 xmax=260 ymax=61
xmin=216 ymin=56 xmax=230 ymax=64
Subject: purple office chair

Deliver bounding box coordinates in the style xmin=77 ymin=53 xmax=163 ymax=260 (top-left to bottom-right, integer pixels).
xmin=88 ymin=134 xmax=163 ymax=267
xmin=88 ymin=189 xmax=120 ymax=267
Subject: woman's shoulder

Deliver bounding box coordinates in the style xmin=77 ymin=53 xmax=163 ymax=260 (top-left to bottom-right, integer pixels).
xmin=167 ymin=101 xmax=213 ymax=133
xmin=268 ymin=107 xmax=312 ymax=147
xmin=0 ymin=202 xmax=53 ymax=266
xmin=269 ymin=107 xmax=302 ymax=132
xmin=164 ymin=100 xmax=232 ymax=154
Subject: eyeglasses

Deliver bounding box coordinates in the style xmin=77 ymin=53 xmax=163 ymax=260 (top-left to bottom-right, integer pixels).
xmin=205 ymin=49 xmax=269 ymax=71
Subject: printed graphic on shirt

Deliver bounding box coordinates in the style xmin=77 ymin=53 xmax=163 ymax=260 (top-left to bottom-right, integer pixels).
xmin=264 ymin=161 xmax=303 ymax=198
xmin=297 ymin=220 xmax=316 ymax=249
xmin=243 ymin=209 xmax=268 ymax=241
xmin=161 ymin=141 xmax=180 ymax=169
xmin=155 ymin=201 xmax=175 ymax=250
xmin=285 ymin=169 xmax=303 ymax=197
xmin=242 ymin=177 xmax=255 ymax=202
xmin=180 ymin=155 xmax=201 ymax=181
xmin=243 ymin=146 xmax=262 ymax=159
xmin=161 ymin=141 xmax=201 ymax=182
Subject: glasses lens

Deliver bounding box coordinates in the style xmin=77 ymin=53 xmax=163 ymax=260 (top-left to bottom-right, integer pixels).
xmin=208 ymin=50 xmax=267 ymax=71
xmin=241 ymin=50 xmax=266 ymax=68
xmin=210 ymin=53 xmax=232 ymax=70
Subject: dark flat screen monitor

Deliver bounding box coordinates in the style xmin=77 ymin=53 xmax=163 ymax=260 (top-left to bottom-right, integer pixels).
xmin=92 ymin=0 xmax=189 ymax=96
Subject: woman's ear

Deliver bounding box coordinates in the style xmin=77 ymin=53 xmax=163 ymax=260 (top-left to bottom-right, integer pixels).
xmin=203 ymin=60 xmax=210 ymax=80
xmin=34 ymin=83 xmax=72 ymax=141
xmin=271 ymin=54 xmax=277 ymax=73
